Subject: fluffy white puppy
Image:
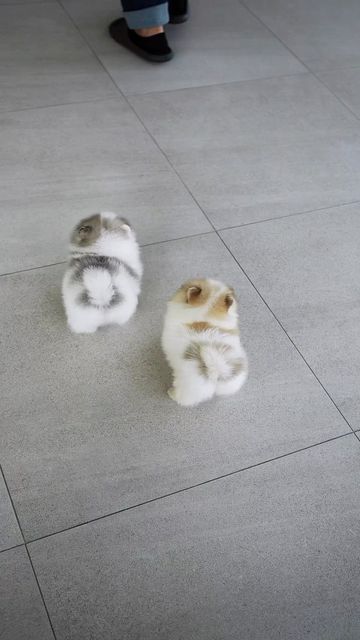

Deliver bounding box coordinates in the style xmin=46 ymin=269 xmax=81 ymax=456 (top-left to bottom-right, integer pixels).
xmin=62 ymin=212 xmax=142 ymax=334
xmin=162 ymin=278 xmax=248 ymax=406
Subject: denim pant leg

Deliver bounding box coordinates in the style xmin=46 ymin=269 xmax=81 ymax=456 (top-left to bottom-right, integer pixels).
xmin=121 ymin=0 xmax=169 ymax=29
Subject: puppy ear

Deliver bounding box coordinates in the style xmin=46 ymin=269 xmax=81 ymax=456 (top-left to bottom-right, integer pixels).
xmin=78 ymin=224 xmax=93 ymax=239
xmin=72 ymin=214 xmax=101 ymax=245
xmin=186 ymin=285 xmax=202 ymax=304
xmin=110 ymin=216 xmax=132 ymax=233
xmin=224 ymin=288 xmax=236 ymax=309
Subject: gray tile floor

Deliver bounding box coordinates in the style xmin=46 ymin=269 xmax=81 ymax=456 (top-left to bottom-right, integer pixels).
xmin=0 ymin=1 xmax=359 ymax=638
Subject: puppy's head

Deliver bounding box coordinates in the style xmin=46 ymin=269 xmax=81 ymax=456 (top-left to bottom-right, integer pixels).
xmin=172 ymin=278 xmax=237 ymax=319
xmin=70 ymin=212 xmax=133 ymax=248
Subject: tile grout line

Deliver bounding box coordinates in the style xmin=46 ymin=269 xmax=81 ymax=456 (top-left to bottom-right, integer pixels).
xmin=0 ymin=260 xmax=67 ymax=278
xmin=217 ymin=198 xmax=360 ymax=232
xmin=126 ymin=69 xmax=310 ymax=98
xmin=0 ymin=231 xmax=215 ymax=279
xmin=310 ymin=69 xmax=360 ymax=123
xmin=24 ymin=546 xmax=58 ymax=639
xmin=217 ymin=234 xmax=358 ymax=435
xmin=238 ymin=0 xmax=360 ymax=124
xmin=2 ymin=198 xmax=360 ymax=279
xmin=26 ymin=431 xmax=354 ymax=546
xmin=0 ymin=543 xmax=25 ymax=555
xmin=129 ymin=63 xmax=360 ymax=96
xmin=56 ymin=0 xmax=125 ymax=93
xmin=0 ymin=95 xmax=119 ymax=116
xmin=0 ymin=465 xmax=25 ymax=547
xmin=0 ymin=465 xmax=58 ymax=640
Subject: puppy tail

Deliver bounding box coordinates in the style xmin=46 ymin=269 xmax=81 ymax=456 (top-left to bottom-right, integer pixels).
xmin=200 ymin=346 xmax=232 ymax=382
xmin=83 ymin=268 xmax=114 ymax=307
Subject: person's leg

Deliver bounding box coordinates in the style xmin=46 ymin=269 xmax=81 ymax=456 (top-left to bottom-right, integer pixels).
xmin=168 ymin=0 xmax=189 ymax=24
xmin=127 ymin=0 xmax=189 ymax=29
xmin=122 ymin=0 xmax=169 ymax=32
xmin=109 ymin=1 xmax=173 ymax=62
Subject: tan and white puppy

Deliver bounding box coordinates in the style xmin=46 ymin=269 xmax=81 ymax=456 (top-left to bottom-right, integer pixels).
xmin=161 ymin=279 xmax=248 ymax=406
xmin=62 ymin=212 xmax=142 ymax=333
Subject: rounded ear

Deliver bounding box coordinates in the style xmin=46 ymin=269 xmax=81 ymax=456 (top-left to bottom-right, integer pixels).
xmin=186 ymin=285 xmax=202 ymax=303
xmin=225 ymin=288 xmax=236 ymax=309
xmin=72 ymin=214 xmax=101 ymax=244
xmin=78 ymin=224 xmax=92 ymax=239
xmin=110 ymin=217 xmax=131 ymax=233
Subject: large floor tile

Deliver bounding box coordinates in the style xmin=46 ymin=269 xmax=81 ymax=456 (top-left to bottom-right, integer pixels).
xmin=244 ymin=0 xmax=360 ymax=72
xmin=130 ymin=74 xmax=360 ymax=228
xmin=0 ymin=98 xmax=209 ymax=273
xmin=0 ymin=471 xmax=22 ymax=551
xmin=0 ymin=3 xmax=116 ymax=112
xmin=221 ymin=203 xmax=360 ymax=430
xmin=0 ymin=547 xmax=53 ymax=640
xmin=318 ymin=66 xmax=360 ymax=118
xmin=0 ymin=93 xmax=162 ymax=204
xmin=29 ymin=436 xmax=360 ymax=640
xmin=61 ymin=0 xmax=304 ymax=96
xmin=0 ymin=233 xmax=349 ymax=539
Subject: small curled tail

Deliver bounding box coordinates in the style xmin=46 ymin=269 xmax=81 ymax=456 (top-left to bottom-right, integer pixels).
xmin=82 ymin=268 xmax=114 ymax=307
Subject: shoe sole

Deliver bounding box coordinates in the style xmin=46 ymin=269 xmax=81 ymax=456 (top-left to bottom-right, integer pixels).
xmin=109 ymin=19 xmax=174 ymax=63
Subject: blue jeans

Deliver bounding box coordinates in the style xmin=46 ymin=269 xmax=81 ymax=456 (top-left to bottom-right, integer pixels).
xmin=121 ymin=0 xmax=169 ymax=29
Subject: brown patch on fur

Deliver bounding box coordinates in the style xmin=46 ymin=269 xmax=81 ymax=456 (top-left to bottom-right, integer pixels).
xmin=222 ymin=326 xmax=239 ymax=335
xmin=210 ymin=288 xmax=235 ymax=319
xmin=228 ymin=357 xmax=247 ymax=379
xmin=212 ymin=342 xmax=232 ymax=354
xmin=184 ymin=341 xmax=245 ymax=381
xmin=184 ymin=343 xmax=208 ymax=377
xmin=187 ymin=286 xmax=202 ymax=304
xmin=186 ymin=321 xmax=239 ymax=335
xmin=71 ymin=214 xmax=101 ymax=247
xmin=172 ymin=279 xmax=211 ymax=306
xmin=186 ymin=321 xmax=213 ymax=332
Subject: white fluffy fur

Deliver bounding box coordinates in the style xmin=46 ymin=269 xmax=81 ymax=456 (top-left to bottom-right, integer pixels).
xmin=162 ymin=279 xmax=248 ymax=407
xmin=62 ymin=212 xmax=142 ymax=334
xmin=82 ymin=269 xmax=114 ymax=307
